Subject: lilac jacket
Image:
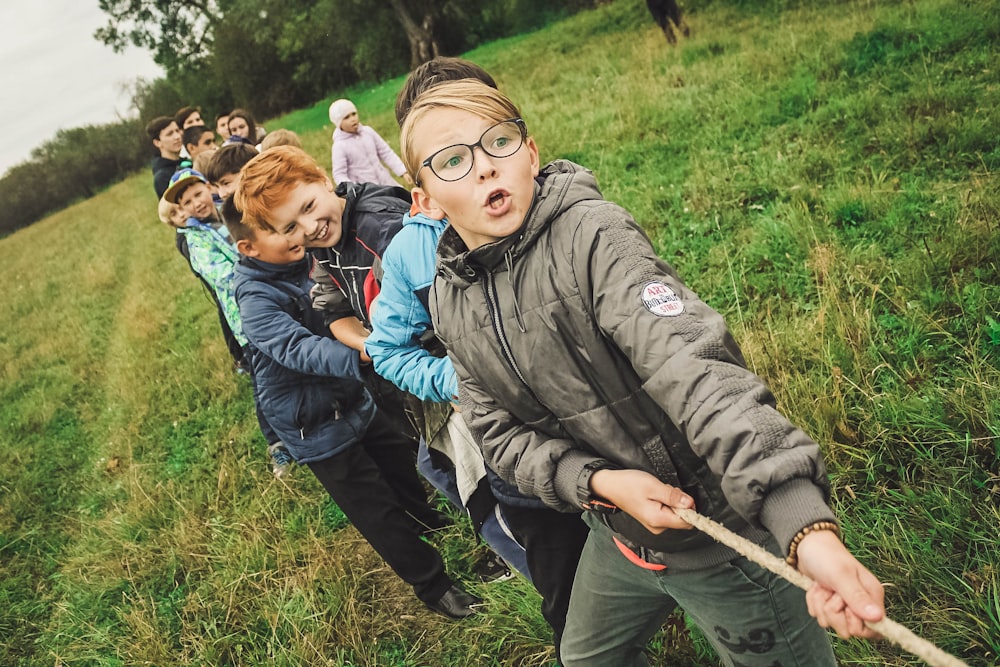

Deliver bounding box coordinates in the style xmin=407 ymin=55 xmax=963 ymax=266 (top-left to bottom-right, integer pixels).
xmin=331 ymin=125 xmax=407 ymax=187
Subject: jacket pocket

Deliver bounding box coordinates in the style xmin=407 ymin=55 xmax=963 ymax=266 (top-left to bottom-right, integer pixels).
xmin=294 ymin=384 xmax=345 ymax=438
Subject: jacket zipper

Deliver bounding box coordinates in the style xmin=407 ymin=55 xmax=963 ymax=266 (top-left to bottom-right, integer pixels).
xmin=483 ymin=271 xmax=529 ymax=386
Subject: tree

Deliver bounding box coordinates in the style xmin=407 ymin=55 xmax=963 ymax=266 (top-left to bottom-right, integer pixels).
xmin=386 ymin=0 xmax=440 ymax=69
xmin=95 ymin=0 xmax=223 ymax=74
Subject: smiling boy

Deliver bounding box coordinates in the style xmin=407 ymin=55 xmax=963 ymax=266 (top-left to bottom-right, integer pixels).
xmin=401 ymin=80 xmax=885 ymax=666
xmin=230 ymin=158 xmax=482 ymax=619
xmin=238 ymin=146 xmax=444 ymax=518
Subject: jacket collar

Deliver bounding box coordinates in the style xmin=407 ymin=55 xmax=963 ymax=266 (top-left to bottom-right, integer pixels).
xmin=238 ymin=254 xmax=311 ymax=281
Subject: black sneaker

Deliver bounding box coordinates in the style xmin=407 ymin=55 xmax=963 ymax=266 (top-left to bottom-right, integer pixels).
xmin=425 ymin=585 xmax=483 ymax=619
xmin=474 ymin=552 xmax=515 ymax=583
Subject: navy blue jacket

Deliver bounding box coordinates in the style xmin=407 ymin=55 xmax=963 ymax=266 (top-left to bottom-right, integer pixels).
xmin=233 ymin=254 xmax=375 ymax=463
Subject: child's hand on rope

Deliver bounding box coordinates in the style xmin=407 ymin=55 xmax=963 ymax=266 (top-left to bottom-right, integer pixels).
xmin=589 ymin=469 xmax=695 ymax=534
xmin=796 ymin=529 xmax=885 ymax=639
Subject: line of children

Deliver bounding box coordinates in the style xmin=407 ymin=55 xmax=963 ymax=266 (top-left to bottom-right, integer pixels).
xmin=227 ymin=151 xmax=481 ymax=619
xmin=162 ymin=166 xmax=294 ymax=479
xmin=148 ymin=67 xmax=885 ymax=664
xmin=182 ymin=125 xmax=218 ymax=160
xmin=399 ymin=78 xmax=886 ymax=666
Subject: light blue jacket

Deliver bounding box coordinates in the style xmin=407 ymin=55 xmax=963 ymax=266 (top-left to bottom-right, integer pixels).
xmin=366 ymin=212 xmax=458 ymax=403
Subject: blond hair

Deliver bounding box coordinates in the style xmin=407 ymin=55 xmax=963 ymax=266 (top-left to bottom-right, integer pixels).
xmin=157 ymin=197 xmax=183 ymax=227
xmin=192 ymin=151 xmax=216 ymax=176
xmin=260 ymin=128 xmax=302 ymax=151
xmin=234 ymin=145 xmax=327 ymax=231
xmin=400 ymin=80 xmax=522 ymax=183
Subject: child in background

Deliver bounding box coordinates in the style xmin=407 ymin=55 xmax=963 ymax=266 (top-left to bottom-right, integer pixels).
xmin=163 ymin=168 xmax=238 ymax=324
xmin=191 ymin=151 xmax=216 ymax=177
xmin=191 ymin=151 xmax=219 ymax=205
xmin=239 ymin=147 xmax=440 ymax=513
xmin=402 ymin=80 xmax=885 ymax=666
xmin=163 ymin=168 xmax=293 ymax=479
xmin=183 ymin=125 xmax=218 ymax=160
xmin=203 ymin=143 xmax=259 ymax=201
xmin=157 ymin=196 xmax=189 ymax=229
xmin=368 ymin=57 xmax=589 ymax=655
xmin=163 ymin=173 xmax=245 ymax=375
xmin=175 ymin=105 xmax=205 ymax=130
xmin=329 ymin=98 xmax=412 ymax=187
xmin=145 ymin=116 xmax=190 ymax=198
xmin=215 ymin=111 xmax=231 ymax=142
xmin=175 ymin=107 xmax=207 ymax=160
xmin=229 ymin=159 xmax=482 ymax=620
xmin=259 ymin=128 xmax=302 ymax=151
xmin=225 ymin=108 xmax=262 ymax=147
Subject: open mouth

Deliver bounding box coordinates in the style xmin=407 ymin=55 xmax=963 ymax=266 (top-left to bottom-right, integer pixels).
xmin=487 ymin=190 xmax=508 ymax=210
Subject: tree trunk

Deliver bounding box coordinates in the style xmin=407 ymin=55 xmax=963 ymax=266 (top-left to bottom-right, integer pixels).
xmin=386 ymin=0 xmax=440 ymax=68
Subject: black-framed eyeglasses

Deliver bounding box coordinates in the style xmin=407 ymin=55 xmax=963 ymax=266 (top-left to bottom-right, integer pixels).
xmin=417 ymin=118 xmax=527 ymax=185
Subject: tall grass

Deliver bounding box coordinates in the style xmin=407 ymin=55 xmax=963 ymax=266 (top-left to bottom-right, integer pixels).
xmin=1 ymin=0 xmax=997 ymax=664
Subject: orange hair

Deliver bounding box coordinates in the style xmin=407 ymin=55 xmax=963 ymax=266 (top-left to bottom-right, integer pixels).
xmin=234 ymin=145 xmax=327 ymax=230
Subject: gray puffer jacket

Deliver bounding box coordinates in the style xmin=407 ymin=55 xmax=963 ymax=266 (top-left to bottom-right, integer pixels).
xmin=431 ymin=160 xmax=836 ymax=566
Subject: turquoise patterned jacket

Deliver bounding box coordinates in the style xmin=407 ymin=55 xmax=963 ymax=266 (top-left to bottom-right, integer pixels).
xmin=179 ymin=218 xmax=245 ymax=346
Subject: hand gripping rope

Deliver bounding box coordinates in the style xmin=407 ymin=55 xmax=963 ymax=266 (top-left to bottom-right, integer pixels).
xmin=672 ymin=507 xmax=971 ymax=667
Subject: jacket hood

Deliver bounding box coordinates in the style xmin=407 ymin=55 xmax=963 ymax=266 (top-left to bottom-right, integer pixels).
xmin=236 ymin=254 xmax=311 ymax=283
xmin=403 ymin=210 xmax=448 ymax=232
xmin=436 ymin=160 xmax=602 ymax=289
xmin=331 ymin=180 xmax=397 ymax=245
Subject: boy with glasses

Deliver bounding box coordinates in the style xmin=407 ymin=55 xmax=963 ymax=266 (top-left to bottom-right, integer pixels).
xmin=401 ymin=79 xmax=885 ymax=666
xmin=367 ymin=58 xmax=591 ymax=659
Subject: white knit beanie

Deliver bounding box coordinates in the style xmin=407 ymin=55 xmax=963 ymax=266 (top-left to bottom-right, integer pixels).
xmin=328 ymin=99 xmax=357 ymax=128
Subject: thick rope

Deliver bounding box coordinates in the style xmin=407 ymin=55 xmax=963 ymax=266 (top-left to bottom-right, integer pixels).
xmin=672 ymin=507 xmax=970 ymax=667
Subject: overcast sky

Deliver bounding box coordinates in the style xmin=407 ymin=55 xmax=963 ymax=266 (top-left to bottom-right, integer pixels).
xmin=0 ymin=1 xmax=163 ymax=176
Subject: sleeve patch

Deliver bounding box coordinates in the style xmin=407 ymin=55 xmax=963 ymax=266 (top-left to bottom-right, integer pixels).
xmin=641 ymin=281 xmax=684 ymax=317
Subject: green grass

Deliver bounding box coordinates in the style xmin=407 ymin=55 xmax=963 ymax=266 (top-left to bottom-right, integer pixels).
xmin=2 ymin=0 xmax=998 ymax=664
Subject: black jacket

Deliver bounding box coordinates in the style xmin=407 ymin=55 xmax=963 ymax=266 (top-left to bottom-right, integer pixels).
xmin=309 ymin=181 xmax=411 ymax=328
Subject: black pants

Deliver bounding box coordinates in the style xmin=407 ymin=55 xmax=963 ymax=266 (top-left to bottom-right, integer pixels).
xmin=500 ymin=504 xmax=590 ymax=656
xmin=307 ymin=414 xmax=453 ymax=604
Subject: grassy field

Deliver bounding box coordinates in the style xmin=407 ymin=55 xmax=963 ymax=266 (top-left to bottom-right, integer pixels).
xmin=2 ymin=0 xmax=998 ymax=664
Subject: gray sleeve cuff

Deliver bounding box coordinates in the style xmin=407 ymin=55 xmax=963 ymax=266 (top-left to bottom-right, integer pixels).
xmin=553 ymin=450 xmax=610 ymax=508
xmin=758 ymin=478 xmax=838 ymax=555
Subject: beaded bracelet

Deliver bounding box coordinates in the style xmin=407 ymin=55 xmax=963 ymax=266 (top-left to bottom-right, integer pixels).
xmin=785 ymin=521 xmax=841 ymax=568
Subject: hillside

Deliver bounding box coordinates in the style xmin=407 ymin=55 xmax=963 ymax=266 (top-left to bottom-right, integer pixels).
xmin=1 ymin=0 xmax=997 ymax=665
